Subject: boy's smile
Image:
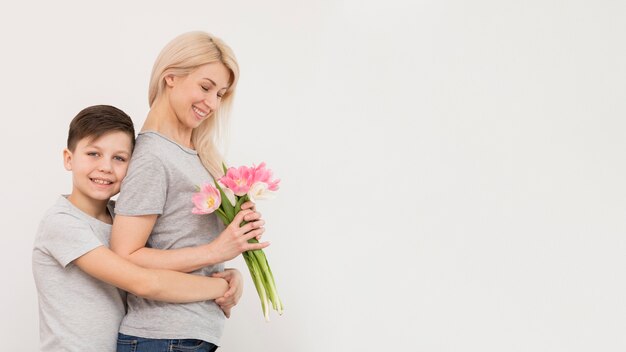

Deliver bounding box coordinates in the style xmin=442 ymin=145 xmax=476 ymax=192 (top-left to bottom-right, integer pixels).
xmin=64 ymin=131 xmax=133 ymax=218
xmin=91 ymin=178 xmax=113 ymax=185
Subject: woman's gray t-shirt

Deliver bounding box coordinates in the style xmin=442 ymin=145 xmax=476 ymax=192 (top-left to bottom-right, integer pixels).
xmin=115 ymin=131 xmax=225 ymax=344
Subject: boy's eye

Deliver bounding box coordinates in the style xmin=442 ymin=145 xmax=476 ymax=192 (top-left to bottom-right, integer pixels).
xmin=201 ymin=85 xmax=210 ymax=92
xmin=87 ymin=152 xmax=99 ymax=157
xmin=113 ymin=156 xmax=127 ymax=162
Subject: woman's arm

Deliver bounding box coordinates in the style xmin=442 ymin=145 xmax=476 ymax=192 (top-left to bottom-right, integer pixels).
xmin=73 ymin=246 xmax=228 ymax=303
xmin=110 ymin=202 xmax=269 ymax=273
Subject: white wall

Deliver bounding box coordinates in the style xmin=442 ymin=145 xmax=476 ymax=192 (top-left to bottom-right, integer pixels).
xmin=1 ymin=0 xmax=625 ymax=351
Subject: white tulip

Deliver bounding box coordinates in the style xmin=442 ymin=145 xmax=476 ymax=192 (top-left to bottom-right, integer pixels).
xmin=247 ymin=181 xmax=277 ymax=202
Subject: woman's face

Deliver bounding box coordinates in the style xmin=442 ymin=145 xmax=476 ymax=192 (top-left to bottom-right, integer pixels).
xmin=166 ymin=62 xmax=231 ymax=130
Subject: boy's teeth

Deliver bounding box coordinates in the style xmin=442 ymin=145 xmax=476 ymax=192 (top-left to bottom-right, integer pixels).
xmin=92 ymin=179 xmax=112 ymax=185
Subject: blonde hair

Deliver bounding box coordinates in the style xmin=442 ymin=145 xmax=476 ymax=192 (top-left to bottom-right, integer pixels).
xmin=149 ymin=31 xmax=239 ymax=178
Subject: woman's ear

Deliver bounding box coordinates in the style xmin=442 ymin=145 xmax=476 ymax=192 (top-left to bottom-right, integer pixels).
xmin=165 ymin=74 xmax=176 ymax=87
xmin=63 ymin=148 xmax=73 ymax=171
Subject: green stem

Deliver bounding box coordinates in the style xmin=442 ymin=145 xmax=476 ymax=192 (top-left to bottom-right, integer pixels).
xmin=250 ymin=249 xmax=281 ymax=312
xmin=244 ymin=251 xmax=270 ymax=321
xmin=217 ymin=194 xmax=283 ymax=319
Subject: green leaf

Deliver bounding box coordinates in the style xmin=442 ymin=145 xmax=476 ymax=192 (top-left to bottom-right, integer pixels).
xmin=213 ymin=179 xmax=235 ymax=219
xmin=215 ymin=208 xmax=230 ymax=227
xmin=221 ymin=193 xmax=235 ymax=218
xmin=234 ymin=194 xmax=248 ymax=214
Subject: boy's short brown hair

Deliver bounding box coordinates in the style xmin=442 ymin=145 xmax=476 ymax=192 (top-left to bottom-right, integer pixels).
xmin=67 ymin=105 xmax=135 ymax=152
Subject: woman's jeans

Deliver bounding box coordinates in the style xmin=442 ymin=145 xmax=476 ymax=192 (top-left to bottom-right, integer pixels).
xmin=117 ymin=333 xmax=218 ymax=352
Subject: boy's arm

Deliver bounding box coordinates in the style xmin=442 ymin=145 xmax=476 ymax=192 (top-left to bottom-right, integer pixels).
xmin=73 ymin=246 xmax=228 ymax=303
xmin=110 ymin=203 xmax=267 ymax=273
xmin=212 ymin=269 xmax=244 ymax=318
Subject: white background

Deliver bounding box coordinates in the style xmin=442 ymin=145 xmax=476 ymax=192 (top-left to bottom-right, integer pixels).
xmin=1 ymin=0 xmax=625 ymax=351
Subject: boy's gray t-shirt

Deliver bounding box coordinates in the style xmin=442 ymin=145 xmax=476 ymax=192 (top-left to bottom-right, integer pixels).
xmin=114 ymin=131 xmax=225 ymax=344
xmin=32 ymin=196 xmax=124 ymax=352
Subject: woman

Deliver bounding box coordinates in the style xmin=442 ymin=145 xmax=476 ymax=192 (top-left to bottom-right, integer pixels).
xmin=110 ymin=31 xmax=269 ymax=351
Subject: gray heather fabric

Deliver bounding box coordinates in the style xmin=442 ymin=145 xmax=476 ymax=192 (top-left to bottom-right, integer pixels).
xmin=114 ymin=131 xmax=225 ymax=344
xmin=32 ymin=196 xmax=124 ymax=352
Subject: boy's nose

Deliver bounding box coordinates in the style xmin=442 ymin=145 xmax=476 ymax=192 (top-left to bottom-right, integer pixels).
xmin=98 ymin=160 xmax=113 ymax=172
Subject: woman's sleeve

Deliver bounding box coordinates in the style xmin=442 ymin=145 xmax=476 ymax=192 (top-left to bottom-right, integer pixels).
xmin=115 ymin=151 xmax=168 ymax=216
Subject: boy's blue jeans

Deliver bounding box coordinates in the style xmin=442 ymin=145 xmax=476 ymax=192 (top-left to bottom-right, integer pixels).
xmin=116 ymin=333 xmax=218 ymax=352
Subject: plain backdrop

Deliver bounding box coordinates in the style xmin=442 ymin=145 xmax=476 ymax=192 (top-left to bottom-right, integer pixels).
xmin=1 ymin=0 xmax=625 ymax=351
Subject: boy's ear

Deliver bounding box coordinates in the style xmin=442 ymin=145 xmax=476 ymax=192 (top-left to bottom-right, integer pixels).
xmin=63 ymin=148 xmax=73 ymax=171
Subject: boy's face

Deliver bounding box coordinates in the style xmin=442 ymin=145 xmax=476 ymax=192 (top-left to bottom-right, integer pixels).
xmin=63 ymin=131 xmax=133 ymax=203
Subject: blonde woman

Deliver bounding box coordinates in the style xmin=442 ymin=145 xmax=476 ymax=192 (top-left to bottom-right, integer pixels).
xmin=110 ymin=32 xmax=268 ymax=352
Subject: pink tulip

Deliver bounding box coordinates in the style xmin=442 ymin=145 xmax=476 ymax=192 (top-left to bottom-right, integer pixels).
xmin=220 ymin=166 xmax=254 ymax=196
xmin=252 ymin=162 xmax=280 ymax=191
xmin=192 ymin=162 xmax=283 ymax=320
xmin=192 ymin=183 xmax=222 ymax=214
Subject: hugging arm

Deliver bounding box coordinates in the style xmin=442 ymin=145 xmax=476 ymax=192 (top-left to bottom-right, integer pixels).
xmin=212 ymin=269 xmax=244 ymax=318
xmin=109 ymin=203 xmax=268 ymax=273
xmin=73 ymin=246 xmax=228 ymax=303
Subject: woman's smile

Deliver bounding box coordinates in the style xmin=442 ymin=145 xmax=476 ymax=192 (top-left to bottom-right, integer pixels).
xmin=192 ymin=105 xmax=209 ymax=120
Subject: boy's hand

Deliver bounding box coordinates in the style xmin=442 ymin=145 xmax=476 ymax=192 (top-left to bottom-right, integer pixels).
xmin=212 ymin=268 xmax=243 ymax=318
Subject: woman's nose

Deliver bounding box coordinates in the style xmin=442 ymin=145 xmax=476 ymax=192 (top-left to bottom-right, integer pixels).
xmin=204 ymin=93 xmax=218 ymax=111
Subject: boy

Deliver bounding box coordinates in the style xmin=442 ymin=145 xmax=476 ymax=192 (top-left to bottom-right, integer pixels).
xmin=32 ymin=105 xmax=242 ymax=351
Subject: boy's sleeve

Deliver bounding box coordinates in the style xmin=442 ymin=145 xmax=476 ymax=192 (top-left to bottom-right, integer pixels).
xmin=42 ymin=213 xmax=103 ymax=268
xmin=115 ymin=151 xmax=168 ymax=216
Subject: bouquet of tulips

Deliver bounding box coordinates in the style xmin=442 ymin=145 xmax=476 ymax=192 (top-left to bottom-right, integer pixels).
xmin=192 ymin=162 xmax=283 ymax=321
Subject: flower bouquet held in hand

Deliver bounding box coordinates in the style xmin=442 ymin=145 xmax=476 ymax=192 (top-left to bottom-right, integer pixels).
xmin=192 ymin=162 xmax=283 ymax=321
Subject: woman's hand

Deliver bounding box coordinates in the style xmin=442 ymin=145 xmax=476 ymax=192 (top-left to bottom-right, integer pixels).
xmin=241 ymin=201 xmax=264 ymax=241
xmin=212 ymin=268 xmax=244 ymax=318
xmin=208 ymin=204 xmax=269 ymax=263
